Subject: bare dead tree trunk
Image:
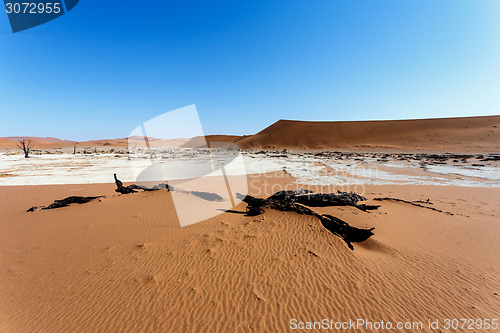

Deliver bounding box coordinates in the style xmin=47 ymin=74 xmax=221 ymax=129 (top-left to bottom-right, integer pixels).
xmin=73 ymin=146 xmax=77 ymax=154
xmin=16 ymin=139 xmax=34 ymax=158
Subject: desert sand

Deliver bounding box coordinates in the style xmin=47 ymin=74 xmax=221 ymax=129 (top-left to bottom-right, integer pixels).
xmin=1 ymin=115 xmax=499 ymax=332
xmin=0 ymin=172 xmax=499 ymax=332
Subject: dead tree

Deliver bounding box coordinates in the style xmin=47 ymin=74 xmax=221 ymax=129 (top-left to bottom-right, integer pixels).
xmin=113 ymin=174 xmax=169 ymax=194
xmin=236 ymin=190 xmax=376 ymax=250
xmin=16 ymin=139 xmax=34 ymax=158
xmin=113 ymin=174 xmax=223 ymax=201
xmin=373 ymin=197 xmax=454 ymax=215
xmin=41 ymin=196 xmax=104 ymax=210
xmin=27 ymin=196 xmax=105 ymax=211
xmin=114 ymin=173 xmax=137 ymax=194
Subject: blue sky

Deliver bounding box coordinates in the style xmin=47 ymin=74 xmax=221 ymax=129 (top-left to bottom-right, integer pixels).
xmin=1 ymin=0 xmax=499 ymax=140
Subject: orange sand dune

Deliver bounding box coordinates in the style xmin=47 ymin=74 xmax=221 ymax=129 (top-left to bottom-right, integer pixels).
xmin=2 ymin=137 xmax=75 ymax=144
xmin=78 ymin=137 xmax=190 ymax=148
xmin=3 ymin=116 xmax=499 ymax=152
xmin=0 ymin=137 xmax=76 ymax=149
xmin=235 ymin=115 xmax=500 ymax=152
xmin=0 ymin=136 xmax=190 ymax=150
xmin=0 ymin=174 xmax=498 ymax=332
xmin=182 ymin=135 xmax=243 ymax=148
xmin=77 ymin=138 xmax=129 ymax=147
xmin=0 ymin=138 xmax=14 ymax=149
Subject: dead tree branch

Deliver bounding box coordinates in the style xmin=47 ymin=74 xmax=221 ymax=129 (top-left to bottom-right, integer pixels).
xmin=16 ymin=139 xmax=34 ymax=158
xmin=236 ymin=190 xmax=376 ymax=250
xmin=373 ymin=197 xmax=454 ymax=215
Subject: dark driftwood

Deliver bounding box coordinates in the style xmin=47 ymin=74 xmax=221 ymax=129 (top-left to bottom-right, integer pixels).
xmin=39 ymin=196 xmax=104 ymax=210
xmin=373 ymin=197 xmax=454 ymax=215
xmin=113 ymin=174 xmax=222 ymax=201
xmin=319 ymin=215 xmax=375 ymax=249
xmin=250 ymin=189 xmax=379 ymax=211
xmin=294 ymin=192 xmax=380 ymax=211
xmin=236 ymin=190 xmax=375 ymax=250
xmin=114 ymin=173 xmax=138 ymax=194
xmin=113 ymin=174 xmax=170 ymax=193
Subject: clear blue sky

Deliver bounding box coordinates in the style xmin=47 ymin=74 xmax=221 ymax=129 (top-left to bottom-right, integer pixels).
xmin=1 ymin=0 xmax=499 ymax=140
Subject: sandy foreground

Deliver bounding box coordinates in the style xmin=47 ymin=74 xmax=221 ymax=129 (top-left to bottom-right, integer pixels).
xmin=0 ymin=172 xmax=499 ymax=332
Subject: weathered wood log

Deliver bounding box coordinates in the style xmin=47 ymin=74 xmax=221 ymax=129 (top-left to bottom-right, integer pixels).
xmin=319 ymin=215 xmax=374 ymax=250
xmin=246 ymin=206 xmax=265 ymax=216
xmin=40 ymin=196 xmax=104 ymax=210
xmin=113 ymin=174 xmax=222 ymax=201
xmin=113 ymin=174 xmax=170 ymax=193
xmin=294 ymin=192 xmax=380 ymax=211
xmin=128 ymin=183 xmax=169 ymax=191
xmin=239 ymin=190 xmax=379 ymax=211
xmin=267 ymin=189 xmax=313 ymax=200
xmin=114 ymin=173 xmax=137 ymax=194
xmin=236 ymin=191 xmax=375 ymax=250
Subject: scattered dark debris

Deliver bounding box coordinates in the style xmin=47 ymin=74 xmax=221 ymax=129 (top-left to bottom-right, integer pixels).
xmin=308 ymin=250 xmax=319 ymax=257
xmin=373 ymin=197 xmax=454 ymax=215
xmin=413 ymin=198 xmax=433 ymax=204
xmin=27 ymin=206 xmax=38 ymax=212
xmin=481 ymin=155 xmax=500 ymax=162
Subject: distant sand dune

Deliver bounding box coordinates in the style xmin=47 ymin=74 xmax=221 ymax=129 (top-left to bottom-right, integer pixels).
xmin=235 ymin=115 xmax=500 ymax=152
xmin=0 ymin=137 xmax=190 ymax=150
xmin=2 ymin=115 xmax=499 ymax=152
xmin=182 ymin=135 xmax=243 ymax=148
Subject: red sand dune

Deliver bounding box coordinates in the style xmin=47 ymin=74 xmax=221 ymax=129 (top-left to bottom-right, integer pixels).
xmin=182 ymin=135 xmax=243 ymax=148
xmin=2 ymin=115 xmax=499 ymax=152
xmin=2 ymin=136 xmax=74 ymax=144
xmin=235 ymin=115 xmax=500 ymax=152
xmin=0 ymin=137 xmax=76 ymax=149
xmin=0 ymin=137 xmax=189 ymax=150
